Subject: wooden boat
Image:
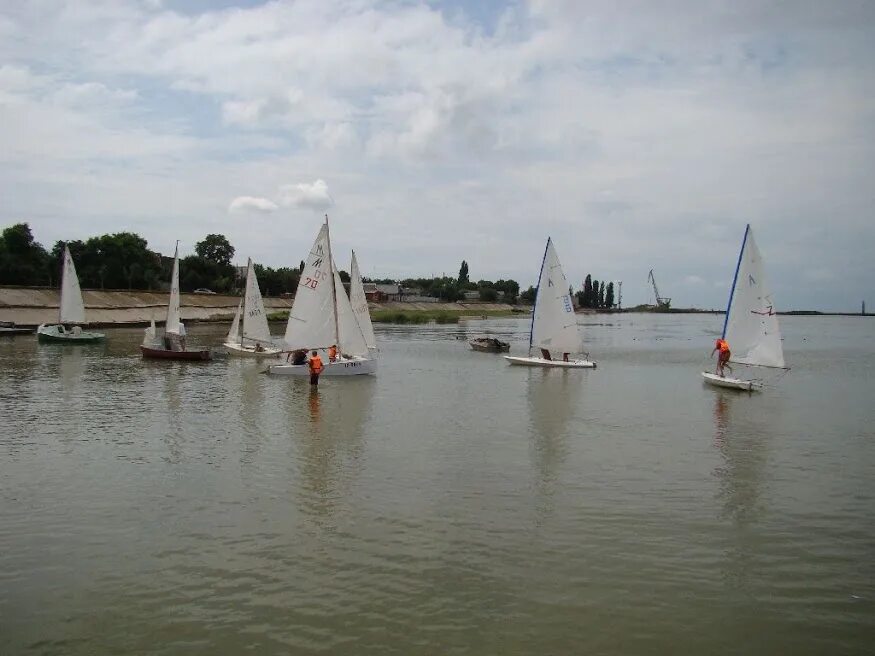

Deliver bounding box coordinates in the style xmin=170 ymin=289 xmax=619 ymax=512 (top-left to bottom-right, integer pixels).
xmin=505 ymin=237 xmax=596 ymax=369
xmin=469 ymin=337 xmax=510 ymax=352
xmin=36 ymin=245 xmax=105 ymax=343
xmin=0 ymin=321 xmax=33 ymax=336
xmin=702 ymin=224 xmax=787 ymax=392
xmin=140 ymin=244 xmax=212 ymax=361
xmin=267 ymin=217 xmax=377 ymax=377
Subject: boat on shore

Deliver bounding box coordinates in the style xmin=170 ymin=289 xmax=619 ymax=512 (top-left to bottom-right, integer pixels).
xmin=702 ymin=224 xmax=787 ymax=391
xmin=0 ymin=321 xmax=32 ymax=336
xmin=36 ymin=245 xmax=105 ymax=344
xmin=505 ymin=237 xmax=596 ymax=369
xmin=140 ymin=243 xmax=212 ymax=361
xmin=469 ymin=337 xmax=510 ymax=353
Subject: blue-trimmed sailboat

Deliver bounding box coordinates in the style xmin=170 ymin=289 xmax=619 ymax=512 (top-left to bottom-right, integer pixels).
xmin=702 ymin=224 xmax=787 ymax=391
xmin=505 ymin=237 xmax=596 ymax=368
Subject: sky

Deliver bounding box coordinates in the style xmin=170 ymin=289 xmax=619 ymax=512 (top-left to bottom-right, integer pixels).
xmin=1 ymin=0 xmax=873 ymax=311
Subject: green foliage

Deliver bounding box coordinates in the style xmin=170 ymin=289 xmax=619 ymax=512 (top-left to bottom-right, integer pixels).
xmin=0 ymin=223 xmax=51 ymax=285
xmin=52 ymin=232 xmax=165 ymax=290
xmin=520 ymin=285 xmax=536 ymax=304
xmin=255 ymin=264 xmax=300 ymax=297
xmin=605 ymin=281 xmax=615 ymax=308
xmin=338 ymin=270 xmax=350 ymax=284
xmin=195 ymin=234 xmax=235 ymax=267
xmin=479 ymin=287 xmax=499 ymax=302
xmin=458 ymin=260 xmax=469 ymax=284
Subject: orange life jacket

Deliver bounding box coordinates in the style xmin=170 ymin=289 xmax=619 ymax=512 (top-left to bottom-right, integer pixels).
xmin=309 ymin=355 xmax=324 ymax=374
xmin=715 ymin=338 xmax=729 ymax=353
xmin=328 ymin=346 xmax=337 ymax=360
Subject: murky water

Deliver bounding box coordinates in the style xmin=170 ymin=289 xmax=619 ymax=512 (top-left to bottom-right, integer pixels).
xmin=1 ymin=314 xmax=873 ymax=654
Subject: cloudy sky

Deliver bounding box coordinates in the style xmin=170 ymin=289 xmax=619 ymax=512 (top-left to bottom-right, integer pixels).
xmin=1 ymin=1 xmax=873 ymax=310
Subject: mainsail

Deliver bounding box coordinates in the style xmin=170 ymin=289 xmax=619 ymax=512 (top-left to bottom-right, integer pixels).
xmin=241 ymin=258 xmax=272 ymax=345
xmin=59 ymin=245 xmax=86 ymax=324
xmin=349 ymin=250 xmax=376 ymax=349
xmin=166 ymin=244 xmax=182 ymax=335
xmin=723 ymin=225 xmax=785 ymax=368
xmin=530 ymin=238 xmax=582 ymax=354
xmin=283 ymin=223 xmax=337 ymax=349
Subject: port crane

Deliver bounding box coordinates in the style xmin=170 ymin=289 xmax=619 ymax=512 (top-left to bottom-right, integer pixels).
xmin=647 ymin=269 xmax=671 ymax=309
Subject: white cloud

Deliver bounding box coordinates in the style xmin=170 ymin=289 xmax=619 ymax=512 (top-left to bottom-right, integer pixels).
xmin=228 ymin=196 xmax=279 ymax=214
xmin=277 ymin=179 xmax=333 ymax=211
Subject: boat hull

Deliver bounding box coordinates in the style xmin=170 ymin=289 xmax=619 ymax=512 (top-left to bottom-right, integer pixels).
xmin=504 ymin=355 xmax=596 ymax=369
xmin=267 ymin=356 xmax=376 ymax=376
xmin=469 ymin=339 xmax=510 ymax=353
xmin=701 ymin=372 xmax=760 ymax=391
xmin=224 ymin=342 xmax=282 ymax=358
xmin=140 ymin=345 xmax=212 ymax=361
xmin=0 ymin=327 xmax=33 ymax=336
xmin=37 ymin=324 xmax=105 ymax=343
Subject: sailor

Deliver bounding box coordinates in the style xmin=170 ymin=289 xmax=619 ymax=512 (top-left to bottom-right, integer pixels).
xmin=328 ymin=344 xmax=338 ymax=362
xmin=540 ymin=348 xmax=552 ymax=361
xmin=562 ymin=352 xmax=569 ymax=362
xmin=308 ymin=350 xmax=324 ymax=386
xmin=711 ymin=338 xmax=732 ymax=377
xmin=289 ymin=348 xmax=307 ymax=365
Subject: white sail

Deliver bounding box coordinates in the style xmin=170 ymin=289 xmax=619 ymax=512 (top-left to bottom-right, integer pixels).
xmin=166 ymin=243 xmax=182 ymax=335
xmin=349 ymin=250 xmax=376 ymax=349
xmin=283 ymin=223 xmax=337 ymax=349
xmin=241 ymin=258 xmax=273 ymax=345
xmin=59 ymin=245 xmax=86 ymax=324
xmin=723 ymin=225 xmax=785 ymax=368
xmin=227 ymin=300 xmax=242 ymax=342
xmin=530 ymin=238 xmax=582 ymax=354
xmin=334 ymin=263 xmax=369 ymax=357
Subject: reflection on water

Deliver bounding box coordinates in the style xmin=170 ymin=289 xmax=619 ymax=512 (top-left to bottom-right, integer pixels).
xmin=527 ymin=368 xmax=585 ymax=521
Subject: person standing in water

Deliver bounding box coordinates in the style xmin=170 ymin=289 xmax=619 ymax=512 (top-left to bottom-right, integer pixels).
xmin=308 ymin=349 xmax=324 ymax=386
xmin=711 ymin=337 xmax=732 ymax=377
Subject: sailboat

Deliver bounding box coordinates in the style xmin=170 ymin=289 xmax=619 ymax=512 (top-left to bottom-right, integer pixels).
xmin=267 ymin=217 xmax=376 ymax=376
xmin=504 ymin=237 xmax=596 ymax=368
xmin=224 ymin=258 xmax=282 ymax=358
xmin=37 ymin=245 xmax=105 ymax=343
xmin=702 ymin=224 xmax=786 ymax=391
xmin=140 ymin=243 xmax=211 ymax=360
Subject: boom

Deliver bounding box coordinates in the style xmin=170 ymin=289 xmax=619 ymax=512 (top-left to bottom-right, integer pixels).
xmin=647 ymin=269 xmax=671 ymax=309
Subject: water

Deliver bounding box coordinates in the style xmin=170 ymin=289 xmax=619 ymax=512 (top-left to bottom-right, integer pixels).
xmin=1 ymin=314 xmax=873 ymax=654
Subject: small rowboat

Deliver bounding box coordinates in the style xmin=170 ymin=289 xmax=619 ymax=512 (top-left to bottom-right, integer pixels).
xmin=469 ymin=337 xmax=510 ymax=353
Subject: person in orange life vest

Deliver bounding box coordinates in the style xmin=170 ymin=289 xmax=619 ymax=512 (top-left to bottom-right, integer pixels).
xmin=711 ymin=338 xmax=732 ymax=377
xmin=308 ymin=350 xmax=324 ymax=386
xmin=328 ymin=344 xmax=338 ymax=362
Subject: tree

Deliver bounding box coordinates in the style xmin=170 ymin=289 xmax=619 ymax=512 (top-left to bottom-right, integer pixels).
xmin=458 ymin=260 xmax=469 ymax=284
xmin=605 ymin=281 xmax=615 ymax=308
xmin=299 ymin=260 xmax=305 ymax=272
xmin=479 ymin=287 xmax=498 ymax=302
xmin=195 ymin=234 xmax=234 ymax=267
xmin=583 ymin=274 xmax=593 ymax=308
xmin=520 ymin=285 xmax=536 ymax=304
xmin=0 ymin=223 xmax=51 ymax=285
xmin=51 ymin=232 xmax=163 ymax=290
xmin=599 ymin=281 xmax=605 ymax=308
xmin=338 ymin=270 xmax=350 ymax=284
xmin=592 ymin=279 xmax=599 ymax=308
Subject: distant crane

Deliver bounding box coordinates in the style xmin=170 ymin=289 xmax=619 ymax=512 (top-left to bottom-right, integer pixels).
xmin=647 ymin=269 xmax=671 ymax=309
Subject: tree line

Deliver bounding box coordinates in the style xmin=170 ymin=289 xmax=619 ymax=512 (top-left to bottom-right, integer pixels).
xmin=576 ymin=274 xmax=615 ymax=309
xmin=0 ymin=223 xmax=306 ymax=296
xmin=364 ymin=260 xmax=520 ymax=303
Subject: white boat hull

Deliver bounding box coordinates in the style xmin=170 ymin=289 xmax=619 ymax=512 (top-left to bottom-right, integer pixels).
xmin=267 ymin=356 xmax=377 ymax=377
xmin=504 ymin=355 xmax=596 ymax=369
xmin=701 ymin=372 xmax=761 ymax=391
xmin=224 ymin=342 xmax=282 ymax=358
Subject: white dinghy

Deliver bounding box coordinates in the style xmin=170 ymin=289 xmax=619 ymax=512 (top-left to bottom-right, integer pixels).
xmin=37 ymin=245 xmax=105 ymax=343
xmin=224 ymin=258 xmax=281 ymax=358
xmin=702 ymin=224 xmax=787 ymax=391
xmin=505 ymin=237 xmax=596 ymax=369
xmin=267 ymin=217 xmax=376 ymax=377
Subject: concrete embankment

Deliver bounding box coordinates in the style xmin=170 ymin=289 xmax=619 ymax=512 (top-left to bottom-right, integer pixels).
xmin=0 ymin=287 xmax=292 ymax=327
xmin=0 ymin=287 xmax=519 ymax=326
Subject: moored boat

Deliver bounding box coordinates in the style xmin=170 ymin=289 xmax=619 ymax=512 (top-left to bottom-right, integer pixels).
xmin=0 ymin=321 xmax=33 ymax=336
xmin=469 ymin=337 xmax=510 ymax=353
xmin=37 ymin=245 xmax=105 ymax=344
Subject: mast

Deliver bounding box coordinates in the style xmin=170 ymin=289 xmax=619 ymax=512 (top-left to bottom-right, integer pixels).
xmin=57 ymin=245 xmax=65 ymax=324
xmin=529 ymin=237 xmax=551 ymax=356
xmin=325 ymin=214 xmax=340 ymax=348
xmin=721 ymin=225 xmax=749 ymax=339
xmin=242 ymin=257 xmax=250 ymax=346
